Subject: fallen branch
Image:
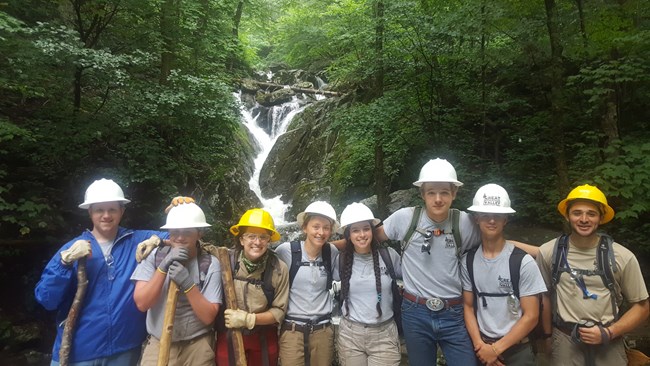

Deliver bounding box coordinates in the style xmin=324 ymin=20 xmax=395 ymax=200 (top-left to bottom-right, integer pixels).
xmin=242 ymin=79 xmax=341 ymax=97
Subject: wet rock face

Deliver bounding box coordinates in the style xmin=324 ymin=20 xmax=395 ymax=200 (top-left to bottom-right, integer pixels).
xmin=258 ymin=96 xmax=350 ymax=220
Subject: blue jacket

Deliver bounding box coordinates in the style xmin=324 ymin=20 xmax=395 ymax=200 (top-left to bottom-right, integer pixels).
xmin=35 ymin=227 xmax=167 ymax=362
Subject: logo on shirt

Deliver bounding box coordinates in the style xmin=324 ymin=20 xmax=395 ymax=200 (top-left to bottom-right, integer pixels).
xmin=498 ymin=275 xmax=513 ymax=290
xmin=445 ymin=236 xmax=456 ymax=249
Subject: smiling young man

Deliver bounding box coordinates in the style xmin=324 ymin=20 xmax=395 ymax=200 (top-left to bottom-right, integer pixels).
xmin=367 ymin=158 xmax=482 ymax=365
xmin=461 ymin=184 xmax=546 ymax=366
xmin=131 ymin=200 xmax=222 ymax=366
xmin=35 ymin=178 xmax=168 ymax=366
xmin=536 ymin=184 xmax=649 ymax=365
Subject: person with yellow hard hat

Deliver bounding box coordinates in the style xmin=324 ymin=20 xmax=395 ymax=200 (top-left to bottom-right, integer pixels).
xmin=214 ymin=208 xmax=289 ymax=366
xmin=535 ymin=184 xmax=649 ymax=366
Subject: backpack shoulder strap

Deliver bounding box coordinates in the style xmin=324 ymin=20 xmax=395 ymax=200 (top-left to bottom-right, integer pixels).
xmin=597 ymin=234 xmax=620 ymax=320
xmin=402 ymin=206 xmax=422 ymax=253
xmin=289 ymin=240 xmax=302 ymax=287
xmin=509 ymin=246 xmax=527 ymax=298
xmin=154 ymin=245 xmax=171 ymax=268
xmin=323 ymin=243 xmax=333 ymax=291
xmin=197 ymin=248 xmax=212 ymax=289
xmin=551 ymin=234 xmax=569 ymax=285
xmin=466 ymin=246 xmax=479 ymax=296
xmin=450 ymin=208 xmax=462 ymax=258
xmin=261 ymin=252 xmax=278 ymax=306
xmin=466 ymin=246 xmax=480 ymax=312
xmin=378 ymin=246 xmax=396 ymax=280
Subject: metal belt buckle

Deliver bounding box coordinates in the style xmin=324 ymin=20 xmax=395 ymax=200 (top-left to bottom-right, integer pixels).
xmin=425 ymin=297 xmax=444 ymax=311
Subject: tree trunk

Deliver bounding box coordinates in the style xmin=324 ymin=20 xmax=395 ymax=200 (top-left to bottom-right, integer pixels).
xmin=73 ymin=67 xmax=83 ymax=112
xmin=233 ymin=1 xmax=244 ymax=37
xmin=574 ymin=0 xmax=588 ymax=48
xmin=544 ymin=0 xmax=570 ymax=195
xmin=160 ymin=0 xmax=177 ymax=84
xmin=373 ymin=0 xmax=384 ymax=95
xmin=375 ymin=132 xmax=389 ymax=219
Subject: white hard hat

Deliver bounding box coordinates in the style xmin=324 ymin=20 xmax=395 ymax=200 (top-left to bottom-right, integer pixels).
xmin=297 ymin=201 xmax=339 ymax=231
xmin=413 ymin=158 xmax=463 ymax=187
xmin=79 ymin=178 xmax=131 ymax=209
xmin=161 ymin=202 xmax=211 ymax=229
xmin=467 ymin=184 xmax=516 ymax=214
xmin=338 ymin=202 xmax=381 ymax=234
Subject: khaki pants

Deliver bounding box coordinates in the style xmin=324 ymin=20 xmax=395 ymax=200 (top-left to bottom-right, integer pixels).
xmin=337 ymin=318 xmax=401 ymax=366
xmin=279 ymin=324 xmax=334 ymax=366
xmin=140 ymin=332 xmax=215 ymax=366
xmin=551 ymin=327 xmax=627 ymax=366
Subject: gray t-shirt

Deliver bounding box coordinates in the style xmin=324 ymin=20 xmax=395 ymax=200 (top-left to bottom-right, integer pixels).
xmin=383 ymin=207 xmax=480 ymax=298
xmin=342 ymin=247 xmax=402 ymax=324
xmin=274 ymin=241 xmax=339 ymax=324
xmin=461 ymin=242 xmax=547 ymax=338
xmin=131 ymin=248 xmax=222 ymax=341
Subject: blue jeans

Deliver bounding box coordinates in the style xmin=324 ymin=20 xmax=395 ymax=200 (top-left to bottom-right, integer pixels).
xmin=50 ymin=347 xmax=141 ymax=366
xmin=401 ymin=298 xmax=477 ymax=366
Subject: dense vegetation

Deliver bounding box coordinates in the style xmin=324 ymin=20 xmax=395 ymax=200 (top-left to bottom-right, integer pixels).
xmin=1 ymin=0 xmax=649 ymax=249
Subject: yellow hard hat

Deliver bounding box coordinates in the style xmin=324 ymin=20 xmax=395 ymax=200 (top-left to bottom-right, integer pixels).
xmin=230 ymin=208 xmax=281 ymax=241
xmin=557 ymin=184 xmax=615 ymax=224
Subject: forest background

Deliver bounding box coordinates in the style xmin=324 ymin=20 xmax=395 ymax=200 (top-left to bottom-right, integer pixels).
xmin=0 ymin=0 xmax=649 ymax=362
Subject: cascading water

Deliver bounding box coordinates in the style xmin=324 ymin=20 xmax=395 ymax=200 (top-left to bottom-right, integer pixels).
xmin=236 ymin=92 xmax=309 ymax=225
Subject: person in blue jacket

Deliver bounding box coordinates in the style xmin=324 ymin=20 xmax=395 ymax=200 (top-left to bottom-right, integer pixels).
xmin=34 ymin=178 xmax=168 ymax=366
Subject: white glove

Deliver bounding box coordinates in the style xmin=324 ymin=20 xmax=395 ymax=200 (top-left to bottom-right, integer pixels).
xmin=136 ymin=235 xmax=161 ymax=263
xmin=224 ymin=309 xmax=256 ymax=330
xmin=61 ymin=240 xmax=92 ymax=265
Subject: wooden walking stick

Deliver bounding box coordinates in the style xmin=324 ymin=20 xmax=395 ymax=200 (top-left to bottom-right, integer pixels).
xmin=59 ymin=257 xmax=88 ymax=366
xmin=157 ymin=281 xmax=180 ymax=366
xmin=216 ymin=247 xmax=247 ymax=366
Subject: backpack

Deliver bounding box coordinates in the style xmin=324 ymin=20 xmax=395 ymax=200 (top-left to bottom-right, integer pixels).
xmin=401 ymin=207 xmax=463 ymax=258
xmin=288 ymin=240 xmax=333 ymax=291
xmin=154 ymin=246 xmax=212 ymax=289
xmin=466 ymin=246 xmax=527 ymax=308
xmin=550 ymin=233 xmax=620 ymax=324
xmin=466 ymin=245 xmax=545 ymax=338
xmin=378 ymin=246 xmax=403 ymax=336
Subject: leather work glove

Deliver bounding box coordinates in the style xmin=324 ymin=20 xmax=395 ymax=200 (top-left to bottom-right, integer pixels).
xmin=157 ymin=247 xmax=189 ymax=273
xmin=164 ymin=196 xmax=195 ymax=214
xmin=61 ymin=240 xmax=92 ymax=265
xmin=167 ymin=261 xmax=195 ymax=293
xmin=224 ymin=309 xmax=256 ymax=330
xmin=136 ymin=235 xmax=162 ymax=263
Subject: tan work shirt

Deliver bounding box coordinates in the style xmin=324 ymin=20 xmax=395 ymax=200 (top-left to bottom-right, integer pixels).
xmin=537 ymin=236 xmax=648 ymax=325
xmin=233 ymin=254 xmax=290 ymax=324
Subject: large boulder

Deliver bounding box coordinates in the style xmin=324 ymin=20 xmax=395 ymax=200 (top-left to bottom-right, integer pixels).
xmin=256 ymin=88 xmax=295 ymax=107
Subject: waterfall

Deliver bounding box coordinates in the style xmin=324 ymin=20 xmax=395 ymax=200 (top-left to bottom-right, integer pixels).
xmin=236 ymin=92 xmax=308 ymax=225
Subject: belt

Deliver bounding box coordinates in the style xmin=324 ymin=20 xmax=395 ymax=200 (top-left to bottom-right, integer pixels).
xmin=342 ymin=317 xmax=394 ymax=329
xmin=402 ymin=291 xmax=463 ymax=311
xmin=481 ymin=333 xmax=529 ymax=345
xmin=281 ymin=321 xmax=331 ymax=333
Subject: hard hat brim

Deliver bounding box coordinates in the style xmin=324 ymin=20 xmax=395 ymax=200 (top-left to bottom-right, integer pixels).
xmin=338 ymin=218 xmax=381 ymax=234
xmin=230 ymin=224 xmax=281 ymax=242
xmin=161 ymin=223 xmax=211 ymax=229
xmin=467 ymin=206 xmax=516 ymax=214
xmin=79 ymin=198 xmax=131 ymax=209
xmin=557 ymin=198 xmax=615 ymax=224
xmin=413 ymin=179 xmax=463 ymax=187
